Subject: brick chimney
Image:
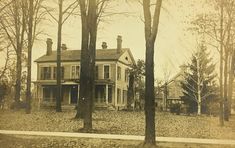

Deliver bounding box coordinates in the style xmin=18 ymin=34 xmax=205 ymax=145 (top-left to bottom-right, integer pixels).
xmin=102 ymin=42 xmax=107 ymax=49
xmin=46 ymin=38 xmax=53 ymax=55
xmin=117 ymin=35 xmax=122 ymax=54
xmin=61 ymin=44 xmax=67 ymax=50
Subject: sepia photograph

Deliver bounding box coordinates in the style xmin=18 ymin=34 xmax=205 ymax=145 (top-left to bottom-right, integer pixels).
xmin=0 ymin=0 xmax=235 ymax=147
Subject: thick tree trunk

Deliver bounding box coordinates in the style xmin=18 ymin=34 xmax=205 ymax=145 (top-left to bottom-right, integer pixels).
xmin=143 ymin=0 xmax=162 ymax=145
xmin=56 ymin=0 xmax=63 ymax=112
xmin=127 ymin=73 xmax=134 ymax=110
xmin=26 ymin=0 xmax=34 ymax=114
xmin=75 ymin=1 xmax=89 ymax=118
xmin=14 ymin=1 xmax=25 ymax=108
xmin=144 ymin=42 xmax=156 ymax=145
xmin=83 ymin=0 xmax=97 ymax=130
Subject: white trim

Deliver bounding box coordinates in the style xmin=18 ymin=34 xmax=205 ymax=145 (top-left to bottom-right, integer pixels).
xmin=69 ymin=87 xmax=71 ymax=104
xmin=105 ymin=84 xmax=109 ymax=104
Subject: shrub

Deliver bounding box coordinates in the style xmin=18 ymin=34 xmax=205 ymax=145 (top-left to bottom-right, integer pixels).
xmin=169 ymin=103 xmax=181 ymax=115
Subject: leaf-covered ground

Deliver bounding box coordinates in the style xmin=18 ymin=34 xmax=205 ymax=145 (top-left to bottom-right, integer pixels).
xmin=0 ymin=110 xmax=234 ymax=140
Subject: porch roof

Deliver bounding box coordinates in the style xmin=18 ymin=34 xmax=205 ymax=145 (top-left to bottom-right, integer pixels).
xmin=95 ymin=79 xmax=115 ymax=85
xmin=34 ymin=79 xmax=115 ymax=86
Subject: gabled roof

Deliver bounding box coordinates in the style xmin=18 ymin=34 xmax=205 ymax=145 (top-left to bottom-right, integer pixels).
xmin=35 ymin=48 xmax=132 ymax=63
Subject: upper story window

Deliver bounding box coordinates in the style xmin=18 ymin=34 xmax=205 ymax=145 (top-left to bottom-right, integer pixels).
xmin=71 ymin=65 xmax=80 ymax=79
xmin=41 ymin=67 xmax=51 ymax=80
xmin=117 ymin=66 xmax=121 ymax=80
xmin=104 ymin=65 xmax=110 ymax=79
xmin=95 ymin=65 xmax=99 ymax=79
xmin=41 ymin=66 xmax=64 ymax=80
xmin=53 ymin=67 xmax=64 ymax=80
xmin=125 ymin=69 xmax=129 ymax=82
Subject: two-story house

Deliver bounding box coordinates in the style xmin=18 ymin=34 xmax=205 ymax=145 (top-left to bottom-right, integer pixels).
xmin=34 ymin=36 xmax=135 ymax=110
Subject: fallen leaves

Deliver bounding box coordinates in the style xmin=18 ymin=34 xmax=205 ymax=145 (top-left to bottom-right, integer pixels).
xmin=0 ymin=109 xmax=234 ymax=139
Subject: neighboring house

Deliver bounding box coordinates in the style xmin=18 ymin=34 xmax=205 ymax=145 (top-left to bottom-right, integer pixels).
xmin=34 ymin=36 xmax=135 ymax=110
xmin=166 ymin=72 xmax=184 ymax=108
xmin=155 ymin=68 xmax=184 ymax=111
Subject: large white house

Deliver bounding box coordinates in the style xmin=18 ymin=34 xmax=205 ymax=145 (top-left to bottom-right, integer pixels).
xmin=34 ymin=36 xmax=135 ymax=110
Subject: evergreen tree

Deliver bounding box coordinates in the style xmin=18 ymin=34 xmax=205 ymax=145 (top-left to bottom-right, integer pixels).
xmin=181 ymin=43 xmax=217 ymax=115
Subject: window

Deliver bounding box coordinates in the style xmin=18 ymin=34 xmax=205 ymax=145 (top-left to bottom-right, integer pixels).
xmin=52 ymin=67 xmax=64 ymax=79
xmin=95 ymin=66 xmax=98 ymax=79
xmin=123 ymin=90 xmax=127 ymax=104
xmin=52 ymin=87 xmax=56 ymax=101
xmin=43 ymin=87 xmax=51 ymax=101
xmin=125 ymin=69 xmax=129 ymax=82
xmin=53 ymin=67 xmax=56 ymax=79
xmin=117 ymin=66 xmax=121 ymax=80
xmin=104 ymin=65 xmax=110 ymax=79
xmin=71 ymin=65 xmax=80 ymax=79
xmin=41 ymin=67 xmax=51 ymax=80
xmin=117 ymin=88 xmax=121 ymax=104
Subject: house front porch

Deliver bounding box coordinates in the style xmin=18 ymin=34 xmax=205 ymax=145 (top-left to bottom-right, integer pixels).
xmin=35 ymin=80 xmax=116 ymax=110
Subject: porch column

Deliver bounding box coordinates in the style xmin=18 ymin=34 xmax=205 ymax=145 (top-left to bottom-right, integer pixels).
xmin=77 ymin=85 xmax=79 ymax=98
xmin=106 ymin=84 xmax=108 ymax=104
xmin=37 ymin=84 xmax=40 ymax=110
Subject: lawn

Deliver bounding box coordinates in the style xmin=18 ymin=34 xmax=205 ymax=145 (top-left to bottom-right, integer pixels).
xmin=0 ymin=109 xmax=234 ymax=140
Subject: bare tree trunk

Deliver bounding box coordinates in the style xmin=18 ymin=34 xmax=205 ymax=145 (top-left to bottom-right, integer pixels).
xmin=163 ymin=83 xmax=168 ymax=111
xmin=26 ymin=0 xmax=34 ymax=114
xmin=84 ymin=5 xmax=97 ymax=129
xmin=145 ymin=41 xmax=156 ymax=145
xmin=219 ymin=0 xmax=224 ymax=126
xmin=76 ymin=0 xmax=89 ymax=119
xmin=56 ymin=0 xmax=63 ymax=112
xmin=228 ymin=50 xmax=235 ymax=115
xmin=143 ymin=0 xmax=162 ymax=145
xmin=197 ymin=55 xmax=201 ymax=115
xmin=15 ymin=50 xmax=22 ymax=105
xmin=75 ymin=0 xmax=98 ymax=131
xmin=224 ymin=50 xmax=229 ymax=121
xmin=15 ymin=1 xmax=26 ymax=107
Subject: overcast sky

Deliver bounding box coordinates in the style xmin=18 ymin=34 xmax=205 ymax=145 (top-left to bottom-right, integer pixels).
xmin=2 ymin=0 xmax=215 ymax=81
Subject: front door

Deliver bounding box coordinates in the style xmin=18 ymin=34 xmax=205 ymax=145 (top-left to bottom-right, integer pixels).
xmin=70 ymin=85 xmax=78 ymax=104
